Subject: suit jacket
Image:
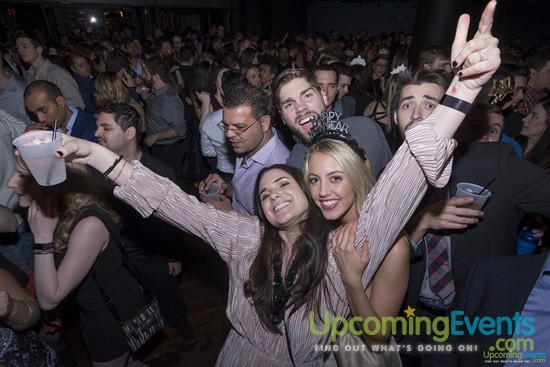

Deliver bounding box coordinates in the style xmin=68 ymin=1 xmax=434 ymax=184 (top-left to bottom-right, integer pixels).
xmin=448 ymin=254 xmax=548 ymax=367
xmin=71 ymin=108 xmax=97 ymax=143
xmin=401 ymin=143 xmax=550 ymax=321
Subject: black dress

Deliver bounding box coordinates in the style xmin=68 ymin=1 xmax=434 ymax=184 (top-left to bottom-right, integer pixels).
xmin=69 ymin=207 xmax=145 ymax=362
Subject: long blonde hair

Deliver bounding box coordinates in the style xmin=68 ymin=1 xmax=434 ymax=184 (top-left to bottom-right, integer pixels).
xmin=304 ymin=139 xmax=375 ymax=216
xmin=95 ymin=71 xmax=132 ymax=107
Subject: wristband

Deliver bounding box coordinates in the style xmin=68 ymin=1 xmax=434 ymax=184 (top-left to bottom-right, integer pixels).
xmin=33 ymin=242 xmax=54 ymax=251
xmin=439 ymin=94 xmax=472 ymax=115
xmin=103 ymin=155 xmax=124 ymax=178
xmin=110 ymin=160 xmax=127 ymax=184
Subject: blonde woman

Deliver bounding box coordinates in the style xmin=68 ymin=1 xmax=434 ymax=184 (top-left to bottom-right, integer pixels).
xmin=8 ymin=159 xmax=147 ymax=367
xmin=95 ymin=71 xmax=147 ymax=134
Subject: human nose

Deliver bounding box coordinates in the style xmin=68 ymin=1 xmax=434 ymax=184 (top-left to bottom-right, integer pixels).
xmin=269 ymin=189 xmax=281 ymax=202
xmin=36 ymin=113 xmax=46 ymax=123
xmin=295 ymin=98 xmax=308 ymax=114
xmin=318 ymin=179 xmax=330 ymax=197
xmin=225 ymin=128 xmax=237 ymax=139
xmin=411 ymin=106 xmax=422 ymax=121
xmin=6 ymin=173 xmax=16 ymax=189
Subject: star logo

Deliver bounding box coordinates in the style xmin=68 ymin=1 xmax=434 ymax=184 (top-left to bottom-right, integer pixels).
xmin=404 ymin=306 xmax=416 ymax=318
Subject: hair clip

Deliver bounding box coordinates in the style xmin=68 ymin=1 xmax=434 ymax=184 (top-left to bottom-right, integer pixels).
xmin=308 ymin=113 xmax=367 ymax=161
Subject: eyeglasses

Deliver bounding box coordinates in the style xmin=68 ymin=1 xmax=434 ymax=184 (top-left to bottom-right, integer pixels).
xmin=218 ymin=117 xmax=263 ymax=135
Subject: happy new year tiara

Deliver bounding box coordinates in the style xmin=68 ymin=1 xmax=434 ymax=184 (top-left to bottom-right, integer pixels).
xmin=308 ymin=112 xmax=367 ymax=161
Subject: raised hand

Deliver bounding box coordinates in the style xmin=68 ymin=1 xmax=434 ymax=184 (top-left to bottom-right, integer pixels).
xmin=332 ymin=220 xmax=370 ymax=286
xmin=27 ymin=197 xmax=58 ymax=244
xmin=451 ymin=0 xmax=500 ymax=91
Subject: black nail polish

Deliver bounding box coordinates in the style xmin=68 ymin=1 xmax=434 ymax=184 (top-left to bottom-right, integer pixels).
xmin=56 ymin=151 xmax=63 ymax=157
xmin=458 ymin=72 xmax=463 ymax=77
xmin=452 ymin=61 xmax=458 ymax=67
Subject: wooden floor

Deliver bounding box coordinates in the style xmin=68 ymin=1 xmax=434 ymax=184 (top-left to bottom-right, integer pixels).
xmin=69 ymin=169 xmax=233 ymax=367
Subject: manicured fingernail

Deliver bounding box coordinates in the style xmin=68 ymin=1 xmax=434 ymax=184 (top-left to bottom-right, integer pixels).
xmin=458 ymin=72 xmax=463 ymax=77
xmin=56 ymin=151 xmax=63 ymax=157
xmin=452 ymin=61 xmax=457 ymax=67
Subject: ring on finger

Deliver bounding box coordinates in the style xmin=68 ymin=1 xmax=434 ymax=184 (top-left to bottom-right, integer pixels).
xmin=478 ymin=51 xmax=485 ymax=62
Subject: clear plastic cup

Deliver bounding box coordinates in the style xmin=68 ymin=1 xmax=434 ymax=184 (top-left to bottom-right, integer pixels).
xmin=203 ymin=183 xmax=220 ymax=201
xmin=13 ymin=131 xmax=66 ymax=186
xmin=455 ymin=182 xmax=491 ymax=210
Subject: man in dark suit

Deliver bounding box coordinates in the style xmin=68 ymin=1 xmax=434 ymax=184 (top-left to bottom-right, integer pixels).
xmin=23 ymin=80 xmax=97 ymax=142
xmin=446 ymin=253 xmax=549 ymax=367
xmin=390 ymin=69 xmax=550 ymax=367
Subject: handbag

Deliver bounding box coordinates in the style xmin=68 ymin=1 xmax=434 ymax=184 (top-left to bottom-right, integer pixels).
xmin=89 ymin=208 xmax=166 ymax=352
xmin=120 ymin=297 xmax=166 ymax=352
xmin=331 ymin=333 xmax=403 ymax=367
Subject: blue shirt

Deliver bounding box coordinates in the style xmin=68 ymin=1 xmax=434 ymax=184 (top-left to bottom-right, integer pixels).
xmin=231 ymin=129 xmax=290 ymax=215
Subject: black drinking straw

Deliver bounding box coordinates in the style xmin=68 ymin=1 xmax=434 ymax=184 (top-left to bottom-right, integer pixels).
xmin=52 ymin=119 xmax=58 ymax=141
xmin=477 ymin=177 xmax=495 ymax=195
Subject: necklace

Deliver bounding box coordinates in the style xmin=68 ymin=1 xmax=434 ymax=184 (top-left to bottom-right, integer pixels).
xmin=271 ymin=253 xmax=300 ymax=325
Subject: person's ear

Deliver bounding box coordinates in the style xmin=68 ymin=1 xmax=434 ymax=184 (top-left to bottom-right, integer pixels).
xmin=125 ymin=126 xmax=137 ymax=141
xmin=393 ymin=110 xmax=398 ymax=125
xmin=56 ymin=95 xmax=66 ymax=107
xmin=260 ymin=115 xmax=271 ymax=132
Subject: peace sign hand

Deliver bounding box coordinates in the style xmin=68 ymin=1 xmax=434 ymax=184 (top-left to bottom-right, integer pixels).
xmin=451 ymin=0 xmax=500 ymax=92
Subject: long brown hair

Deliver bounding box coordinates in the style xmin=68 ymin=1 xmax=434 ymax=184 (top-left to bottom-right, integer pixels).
xmin=243 ymin=164 xmax=331 ymax=333
xmin=17 ymin=157 xmax=121 ymax=252
xmin=519 ymin=98 xmax=550 ymax=169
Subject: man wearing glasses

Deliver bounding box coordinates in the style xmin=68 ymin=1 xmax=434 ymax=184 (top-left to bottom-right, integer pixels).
xmin=201 ymin=83 xmax=289 ymax=215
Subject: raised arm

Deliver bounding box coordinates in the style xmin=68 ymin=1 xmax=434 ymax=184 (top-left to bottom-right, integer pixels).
xmin=55 ymin=136 xmax=262 ymax=262
xmin=355 ymin=0 xmax=500 ymax=287
xmin=433 ymin=0 xmax=499 ymax=138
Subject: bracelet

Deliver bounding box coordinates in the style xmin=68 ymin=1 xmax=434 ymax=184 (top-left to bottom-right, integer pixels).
xmin=33 ymin=249 xmax=54 ymax=255
xmin=110 ymin=160 xmax=127 ymax=184
xmin=33 ymin=242 xmax=54 ymax=251
xmin=103 ymin=155 xmax=124 ymax=178
xmin=439 ymin=94 xmax=472 ymax=115
xmin=4 ymin=301 xmax=36 ymax=328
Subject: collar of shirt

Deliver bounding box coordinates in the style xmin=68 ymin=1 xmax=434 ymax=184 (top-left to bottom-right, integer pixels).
xmin=236 ymin=128 xmax=279 ymax=168
xmin=66 ymin=106 xmax=78 ymax=135
xmin=152 ymin=83 xmax=170 ymax=96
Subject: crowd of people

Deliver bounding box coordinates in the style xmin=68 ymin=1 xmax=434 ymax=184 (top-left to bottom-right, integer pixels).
xmin=0 ymin=1 xmax=549 ymax=366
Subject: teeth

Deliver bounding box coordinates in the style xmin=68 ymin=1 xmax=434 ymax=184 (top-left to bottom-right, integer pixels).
xmin=299 ymin=116 xmax=314 ymax=126
xmin=274 ymin=201 xmax=290 ymax=212
xmin=321 ymin=200 xmax=338 ymax=206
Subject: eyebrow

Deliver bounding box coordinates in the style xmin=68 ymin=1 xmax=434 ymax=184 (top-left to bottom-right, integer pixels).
xmin=259 ymin=176 xmax=290 ymax=195
xmin=399 ymin=94 xmax=439 ymax=105
xmin=280 ymin=87 xmax=315 ymax=106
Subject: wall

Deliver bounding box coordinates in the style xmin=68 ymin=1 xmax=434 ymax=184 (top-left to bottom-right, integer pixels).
xmin=307 ymin=1 xmax=417 ymax=36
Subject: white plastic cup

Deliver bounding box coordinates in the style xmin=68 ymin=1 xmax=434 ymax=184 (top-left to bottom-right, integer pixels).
xmin=455 ymin=182 xmax=491 ymax=210
xmin=203 ymin=183 xmax=220 ymax=201
xmin=13 ymin=131 xmax=66 ymax=186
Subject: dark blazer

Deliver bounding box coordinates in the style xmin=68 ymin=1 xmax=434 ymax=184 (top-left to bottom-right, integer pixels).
xmin=448 ymin=253 xmax=548 ymax=367
xmin=71 ymin=108 xmax=97 ymax=143
xmin=401 ymin=143 xmax=550 ymax=320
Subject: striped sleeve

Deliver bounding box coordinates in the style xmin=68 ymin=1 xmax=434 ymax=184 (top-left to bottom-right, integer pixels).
xmin=355 ymin=115 xmax=457 ymax=287
xmin=114 ymin=161 xmax=262 ymax=262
